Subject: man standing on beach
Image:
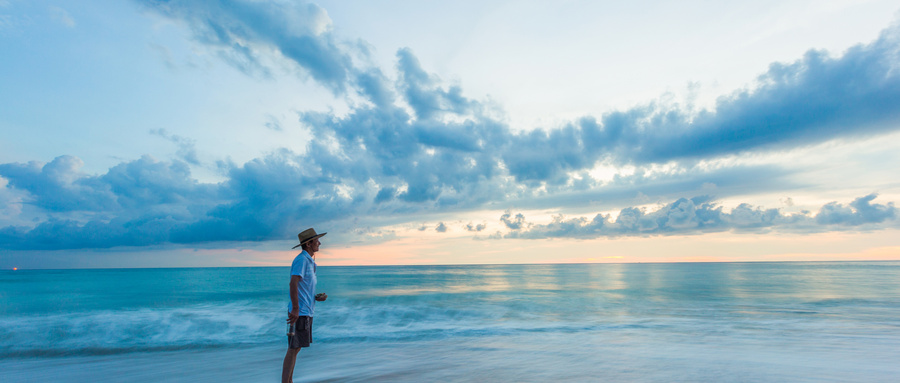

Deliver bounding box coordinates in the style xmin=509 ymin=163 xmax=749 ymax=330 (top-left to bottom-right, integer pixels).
xmin=282 ymin=228 xmax=328 ymax=383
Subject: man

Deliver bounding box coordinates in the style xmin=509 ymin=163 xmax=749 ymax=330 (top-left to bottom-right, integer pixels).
xmin=282 ymin=228 xmax=328 ymax=383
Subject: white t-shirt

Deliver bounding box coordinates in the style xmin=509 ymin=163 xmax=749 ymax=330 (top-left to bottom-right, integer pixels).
xmin=286 ymin=250 xmax=317 ymax=316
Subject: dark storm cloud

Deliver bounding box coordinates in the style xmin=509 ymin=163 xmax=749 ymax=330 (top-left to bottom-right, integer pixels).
xmin=502 ymin=194 xmax=897 ymax=240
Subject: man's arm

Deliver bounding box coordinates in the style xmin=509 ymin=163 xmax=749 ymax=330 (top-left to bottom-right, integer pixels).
xmin=287 ymin=275 xmax=302 ymax=324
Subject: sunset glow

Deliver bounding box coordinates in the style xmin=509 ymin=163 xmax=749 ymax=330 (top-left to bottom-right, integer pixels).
xmin=1 ymin=1 xmax=898 ymax=268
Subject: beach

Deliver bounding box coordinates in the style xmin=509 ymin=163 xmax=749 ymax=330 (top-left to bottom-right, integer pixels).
xmin=3 ymin=262 xmax=900 ymax=382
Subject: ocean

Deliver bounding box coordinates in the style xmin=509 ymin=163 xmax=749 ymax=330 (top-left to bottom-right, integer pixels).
xmin=2 ymin=262 xmax=899 ymax=382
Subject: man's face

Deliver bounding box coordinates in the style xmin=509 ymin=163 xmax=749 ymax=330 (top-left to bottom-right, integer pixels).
xmin=308 ymin=238 xmax=321 ymax=253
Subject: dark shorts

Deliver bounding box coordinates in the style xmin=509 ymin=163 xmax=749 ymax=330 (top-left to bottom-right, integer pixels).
xmin=287 ymin=315 xmax=313 ymax=349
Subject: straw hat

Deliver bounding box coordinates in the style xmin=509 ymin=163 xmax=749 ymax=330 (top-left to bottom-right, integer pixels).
xmin=292 ymin=228 xmax=327 ymax=249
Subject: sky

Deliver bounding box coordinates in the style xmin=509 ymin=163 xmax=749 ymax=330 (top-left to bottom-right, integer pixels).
xmin=1 ymin=0 xmax=899 ymax=268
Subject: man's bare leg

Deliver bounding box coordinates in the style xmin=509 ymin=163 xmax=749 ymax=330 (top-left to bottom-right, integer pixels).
xmin=282 ymin=348 xmax=300 ymax=383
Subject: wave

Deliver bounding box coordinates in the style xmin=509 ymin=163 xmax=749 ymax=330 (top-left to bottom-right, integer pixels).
xmin=0 ymin=298 xmax=585 ymax=357
xmin=5 ymin=264 xmax=897 ymax=359
xmin=0 ymin=301 xmax=280 ymax=357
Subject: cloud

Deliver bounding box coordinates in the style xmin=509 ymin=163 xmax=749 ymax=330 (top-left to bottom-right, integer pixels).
xmin=500 ymin=211 xmax=529 ymax=230
xmin=3 ymin=3 xmax=900 ymax=250
xmin=465 ymin=222 xmax=486 ymax=232
xmin=150 ymin=129 xmax=200 ymax=164
xmin=501 ymin=194 xmax=897 ymax=240
xmin=100 ymin=155 xmax=215 ymax=209
xmin=146 ymin=1 xmax=900 ymax=187
xmin=0 ymin=150 xmax=814 ymax=250
xmin=297 ymin=67 xmax=508 ymax=208
xmin=510 ymin=162 xmax=799 ymax=212
xmin=0 ymin=176 xmax=25 ymax=223
xmin=264 ymin=114 xmax=283 ymax=131
xmin=396 ymin=48 xmax=471 ymax=121
xmin=300 ymin=19 xmax=900 ymax=195
xmin=816 ymin=194 xmax=896 ymax=226
xmin=435 ymin=222 xmax=447 ymax=233
xmin=139 ymin=0 xmax=352 ymax=92
xmin=495 ymin=24 xmax=900 ymax=182
xmin=626 ymin=31 xmax=900 ymax=164
xmin=0 ymin=155 xmax=115 ymax=212
xmin=0 ymin=155 xmax=221 ymax=249
xmin=0 ymin=149 xmax=388 ymax=249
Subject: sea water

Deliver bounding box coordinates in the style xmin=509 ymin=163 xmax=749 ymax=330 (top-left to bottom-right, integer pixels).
xmin=2 ymin=262 xmax=899 ymax=382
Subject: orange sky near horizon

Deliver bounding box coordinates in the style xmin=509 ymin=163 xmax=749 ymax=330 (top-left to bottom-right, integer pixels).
xmin=229 ymin=229 xmax=900 ymax=267
xmin=3 ymin=229 xmax=898 ymax=270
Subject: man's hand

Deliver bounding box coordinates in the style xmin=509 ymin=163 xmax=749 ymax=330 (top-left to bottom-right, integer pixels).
xmin=315 ymin=293 xmax=327 ymax=302
xmin=287 ymin=308 xmax=299 ymax=324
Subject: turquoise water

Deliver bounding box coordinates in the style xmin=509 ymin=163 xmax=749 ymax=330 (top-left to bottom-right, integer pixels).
xmin=2 ymin=262 xmax=900 ymax=381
